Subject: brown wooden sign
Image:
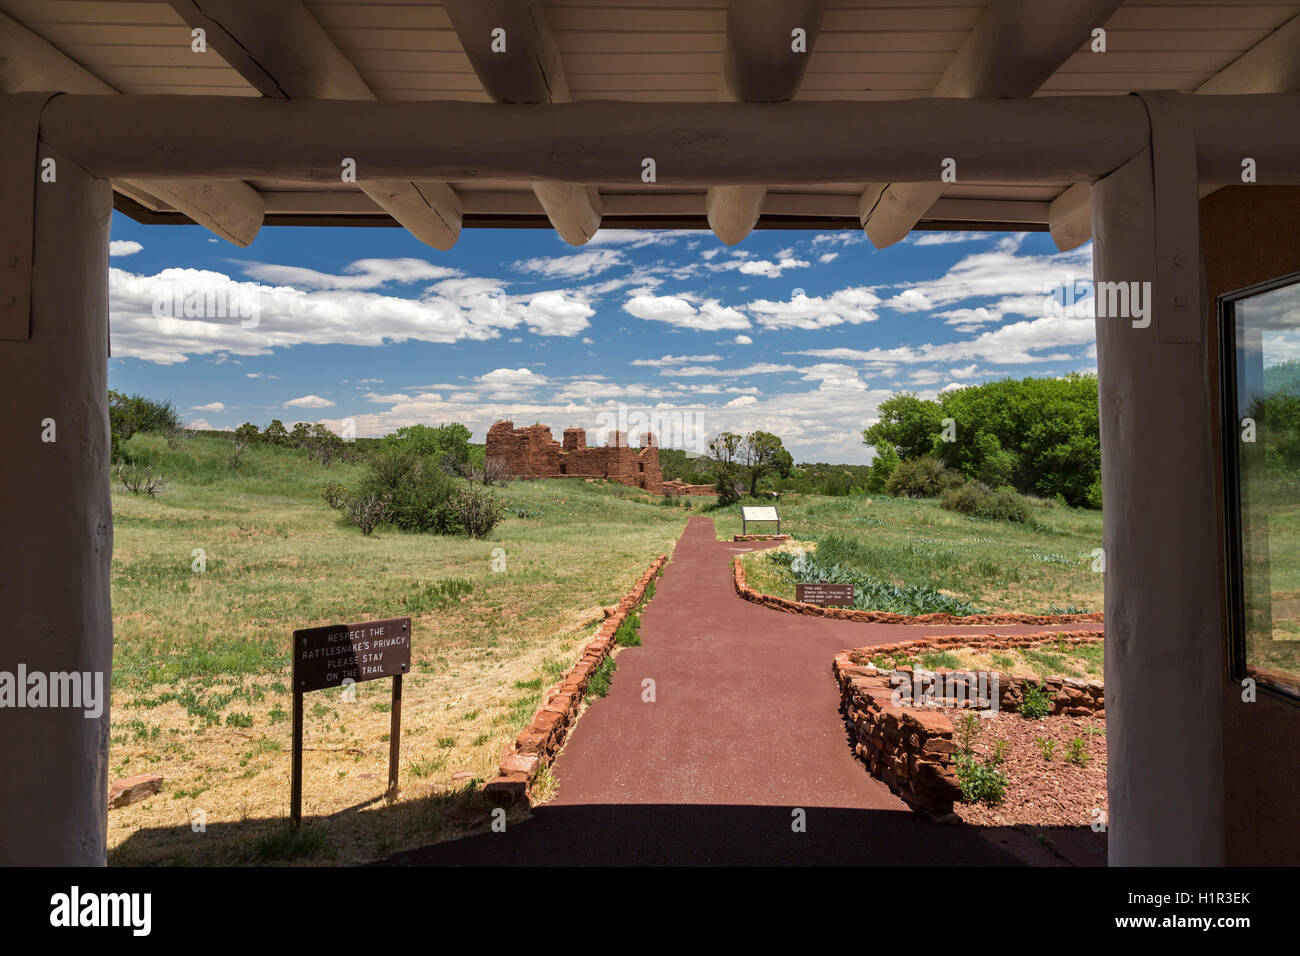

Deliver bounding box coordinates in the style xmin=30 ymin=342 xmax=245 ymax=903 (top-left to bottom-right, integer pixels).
xmin=290 ymin=617 xmax=411 ymax=826
xmin=292 ymin=617 xmax=411 ymax=692
xmin=796 ymin=583 xmax=855 ymax=606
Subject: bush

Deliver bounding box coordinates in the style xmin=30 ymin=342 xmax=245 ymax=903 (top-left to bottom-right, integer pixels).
xmin=955 ymin=754 xmax=1008 ymax=805
xmin=883 ymin=455 xmax=961 ymax=498
xmin=321 ymin=483 xmax=349 ymax=510
xmin=109 ymin=391 xmax=182 ymax=460
xmin=114 ymin=461 xmax=165 ymax=497
xmin=940 ymin=479 xmax=991 ymax=515
xmin=360 ymin=449 xmax=459 ymax=533
xmin=940 ymin=480 xmax=1030 ymax=523
xmin=344 ymin=493 xmax=391 ymax=536
xmin=1020 ymin=682 xmax=1054 ymax=720
xmin=448 ymin=483 xmax=506 ymax=538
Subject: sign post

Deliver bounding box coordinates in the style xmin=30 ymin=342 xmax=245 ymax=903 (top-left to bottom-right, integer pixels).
xmin=289 ymin=616 xmax=411 ymax=826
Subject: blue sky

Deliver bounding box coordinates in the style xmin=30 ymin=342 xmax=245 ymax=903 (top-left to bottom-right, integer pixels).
xmin=106 ymin=213 xmax=1096 ymax=464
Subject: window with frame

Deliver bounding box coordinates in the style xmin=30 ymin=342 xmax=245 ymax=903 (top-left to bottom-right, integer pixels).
xmin=1222 ymin=272 xmax=1300 ymax=701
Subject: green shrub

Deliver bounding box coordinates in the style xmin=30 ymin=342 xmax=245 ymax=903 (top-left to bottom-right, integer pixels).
xmin=448 ymin=482 xmax=506 ymax=538
xmin=360 ymin=449 xmax=459 ymax=533
xmin=940 ymin=479 xmax=991 ymax=515
xmin=884 ymin=456 xmax=961 ymax=498
xmin=981 ymin=488 xmax=1029 ymax=522
xmin=955 ymin=754 xmax=1008 ymax=805
xmin=1066 ymin=736 xmax=1090 ymax=767
xmin=1020 ymin=682 xmax=1054 ymax=720
xmin=109 ymin=391 xmax=182 ymax=461
xmin=940 ymin=480 xmax=1029 ymax=522
xmin=1035 ymin=737 xmax=1056 ymax=761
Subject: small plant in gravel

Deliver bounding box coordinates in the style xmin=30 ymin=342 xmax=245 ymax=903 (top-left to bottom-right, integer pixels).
xmin=1036 ymin=737 xmax=1057 ymax=761
xmin=955 ymin=754 xmax=1008 ymax=805
xmin=1020 ymin=682 xmax=1054 ymax=720
xmin=990 ymin=739 xmax=1009 ymax=766
xmin=955 ymin=712 xmax=981 ymax=752
xmin=1066 ymin=736 xmax=1090 ymax=767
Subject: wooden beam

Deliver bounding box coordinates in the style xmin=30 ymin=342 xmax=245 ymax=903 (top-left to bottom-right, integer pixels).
xmin=168 ymin=0 xmax=371 ymax=99
xmin=442 ymin=0 xmax=601 ymax=246
xmin=860 ymin=0 xmax=1124 ymax=249
xmin=38 ymin=94 xmax=1300 ymax=186
xmin=168 ymin=0 xmax=461 ymax=251
xmin=441 ymin=0 xmax=568 ymax=104
xmin=253 ymin=189 xmax=1049 ymax=227
xmin=708 ymin=1 xmax=827 ymax=245
xmin=360 ymin=180 xmax=463 ymax=251
xmin=1047 ymin=182 xmax=1092 ymax=252
xmin=1198 ymin=12 xmax=1300 ymax=95
xmin=0 ymin=9 xmax=263 ymax=246
xmin=723 ymin=0 xmax=827 ymax=103
xmin=1049 ymin=11 xmax=1300 ymax=251
xmin=706 ymin=185 xmax=767 ymax=245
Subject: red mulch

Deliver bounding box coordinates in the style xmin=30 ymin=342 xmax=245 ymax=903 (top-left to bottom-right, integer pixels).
xmin=950 ymin=710 xmax=1107 ymax=830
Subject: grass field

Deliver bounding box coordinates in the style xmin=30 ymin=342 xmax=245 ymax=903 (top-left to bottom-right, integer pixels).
xmin=715 ymin=493 xmax=1104 ymax=615
xmin=106 ymin=433 xmax=688 ymax=865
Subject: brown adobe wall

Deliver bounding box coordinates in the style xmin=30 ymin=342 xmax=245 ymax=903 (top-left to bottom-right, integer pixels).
xmin=486 ymin=420 xmax=664 ymax=492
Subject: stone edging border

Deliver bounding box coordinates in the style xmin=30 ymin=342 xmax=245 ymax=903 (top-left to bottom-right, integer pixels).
xmin=481 ymin=553 xmax=668 ymax=807
xmin=732 ymin=555 xmax=1104 ymax=626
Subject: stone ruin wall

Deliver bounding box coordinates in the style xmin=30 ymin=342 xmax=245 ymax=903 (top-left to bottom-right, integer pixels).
xmin=486 ymin=420 xmax=665 ymax=493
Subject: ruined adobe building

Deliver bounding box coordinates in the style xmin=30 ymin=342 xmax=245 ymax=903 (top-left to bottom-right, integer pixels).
xmin=487 ymin=420 xmax=666 ymax=493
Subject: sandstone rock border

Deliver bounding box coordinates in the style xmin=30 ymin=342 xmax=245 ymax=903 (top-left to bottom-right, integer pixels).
xmin=482 ymin=554 xmax=668 ymax=807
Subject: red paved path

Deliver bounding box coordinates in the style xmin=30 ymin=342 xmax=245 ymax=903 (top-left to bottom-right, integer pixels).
xmin=390 ymin=516 xmax=1104 ymax=866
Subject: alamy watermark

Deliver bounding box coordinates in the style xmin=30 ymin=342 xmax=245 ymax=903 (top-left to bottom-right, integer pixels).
xmin=890 ymin=667 xmax=1000 ymax=716
xmin=592 ymin=403 xmax=709 ymax=454
xmin=0 ymin=665 xmax=104 ymax=719
xmin=1043 ymin=277 xmax=1151 ymax=328
xmin=152 ymin=282 xmax=262 ymax=329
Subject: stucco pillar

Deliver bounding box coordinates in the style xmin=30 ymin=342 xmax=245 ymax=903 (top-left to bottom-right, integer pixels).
xmin=1092 ymin=147 xmax=1226 ymax=865
xmin=0 ymin=130 xmax=114 ymax=864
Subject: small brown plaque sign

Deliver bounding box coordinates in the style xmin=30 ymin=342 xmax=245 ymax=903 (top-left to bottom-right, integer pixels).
xmin=292 ymin=617 xmax=411 ymax=693
xmin=796 ymin=583 xmax=855 ymax=606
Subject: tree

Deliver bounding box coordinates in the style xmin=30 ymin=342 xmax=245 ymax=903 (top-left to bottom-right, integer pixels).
xmin=742 ymin=430 xmax=788 ymax=497
xmin=108 ymin=391 xmax=182 ymax=460
xmin=232 ymin=422 xmax=261 ymax=446
xmin=707 ymin=431 xmax=745 ymax=505
xmin=262 ymin=419 xmax=289 ymax=446
xmin=306 ymin=423 xmax=343 ymax=465
xmin=381 ymin=423 xmax=473 ymax=473
xmin=863 ymin=393 xmax=945 ymax=460
xmin=866 ymin=445 xmax=900 ymax=492
xmin=862 ymin=374 xmax=1101 ymax=507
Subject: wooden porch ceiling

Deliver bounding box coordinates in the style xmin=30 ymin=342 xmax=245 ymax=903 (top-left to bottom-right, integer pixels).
xmin=2 ymin=0 xmax=1298 ymax=250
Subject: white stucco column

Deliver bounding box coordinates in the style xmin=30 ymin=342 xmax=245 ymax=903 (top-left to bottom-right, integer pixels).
xmin=1092 ymin=146 xmax=1226 ymax=865
xmin=0 ymin=132 xmax=114 ymax=865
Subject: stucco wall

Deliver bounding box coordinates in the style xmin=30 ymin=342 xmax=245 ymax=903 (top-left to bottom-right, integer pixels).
xmin=1202 ymin=186 xmax=1300 ymax=865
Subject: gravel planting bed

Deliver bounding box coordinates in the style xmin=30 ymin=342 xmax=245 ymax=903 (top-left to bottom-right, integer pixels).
xmin=951 ymin=710 xmax=1108 ymax=829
